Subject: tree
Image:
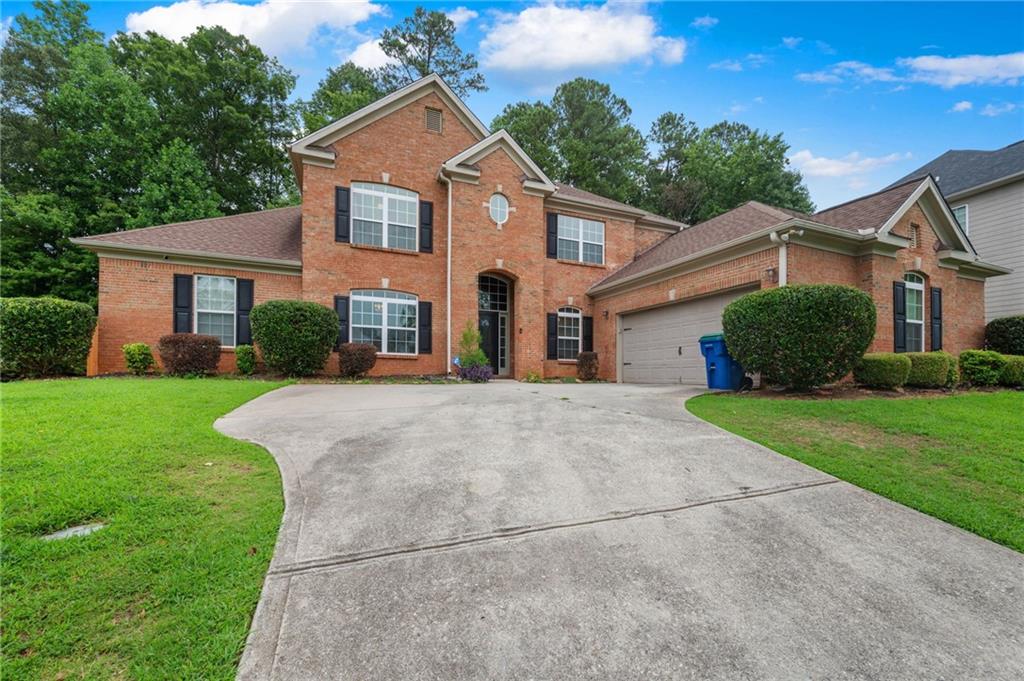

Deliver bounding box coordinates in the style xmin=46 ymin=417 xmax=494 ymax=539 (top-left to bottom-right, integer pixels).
xmin=111 ymin=27 xmax=297 ymax=212
xmin=130 ymin=139 xmax=223 ymax=228
xmin=297 ymin=62 xmax=382 ymax=134
xmin=491 ymin=101 xmax=562 ymax=180
xmin=376 ymin=7 xmax=485 ymax=96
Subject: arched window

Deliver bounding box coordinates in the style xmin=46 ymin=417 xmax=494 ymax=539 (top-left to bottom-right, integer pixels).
xmin=489 ymin=194 xmax=509 ymax=225
xmin=904 ymin=273 xmax=925 ymax=352
xmin=350 ymin=289 xmax=418 ymax=355
xmin=351 ymin=182 xmax=419 ymax=251
xmin=557 ymin=306 xmax=582 ymax=360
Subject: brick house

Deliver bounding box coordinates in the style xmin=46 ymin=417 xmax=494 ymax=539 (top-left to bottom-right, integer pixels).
xmin=73 ymin=75 xmax=1008 ymax=383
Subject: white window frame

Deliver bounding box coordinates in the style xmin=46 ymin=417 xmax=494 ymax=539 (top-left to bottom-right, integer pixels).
xmin=904 ymin=272 xmax=925 ymax=352
xmin=952 ymin=204 xmax=968 ymax=235
xmin=350 ymin=182 xmax=419 ymax=251
xmin=556 ymin=214 xmax=605 ymax=265
xmin=350 ymin=289 xmax=418 ymax=356
xmin=557 ymin=306 xmax=582 ymax=361
xmin=489 ymin=193 xmax=509 ymax=225
xmin=194 ymin=274 xmax=236 ymax=348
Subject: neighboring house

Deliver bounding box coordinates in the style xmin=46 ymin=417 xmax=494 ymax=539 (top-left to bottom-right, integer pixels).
xmin=889 ymin=141 xmax=1023 ymax=320
xmin=73 ymin=75 xmax=1008 ymax=384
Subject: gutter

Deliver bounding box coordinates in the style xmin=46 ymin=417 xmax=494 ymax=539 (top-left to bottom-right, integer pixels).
xmin=69 ymin=239 xmax=303 ymax=272
xmin=768 ymin=228 xmax=804 ymax=286
xmin=438 ymin=172 xmax=454 ymax=375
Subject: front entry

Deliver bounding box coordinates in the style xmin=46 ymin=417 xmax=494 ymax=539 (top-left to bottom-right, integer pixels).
xmin=478 ymin=274 xmax=511 ymax=376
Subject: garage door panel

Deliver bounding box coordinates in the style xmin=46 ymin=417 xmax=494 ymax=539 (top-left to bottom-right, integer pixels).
xmin=621 ymin=288 xmax=755 ymax=385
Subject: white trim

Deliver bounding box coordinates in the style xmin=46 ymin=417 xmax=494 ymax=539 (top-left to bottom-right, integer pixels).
xmin=441 ymin=130 xmax=555 ymax=192
xmin=350 ymin=182 xmax=419 ymax=251
xmin=556 ymin=214 xmax=605 ymax=265
xmin=71 ymin=239 xmax=302 ymax=273
xmin=556 ymin=306 xmax=582 ymax=360
xmin=489 ymin=193 xmax=510 ymax=225
xmin=350 ymin=289 xmax=419 ymax=356
xmin=194 ymin=274 xmax=237 ymax=348
xmin=903 ymin=272 xmax=925 ymax=352
xmin=877 ymin=177 xmax=975 ymax=256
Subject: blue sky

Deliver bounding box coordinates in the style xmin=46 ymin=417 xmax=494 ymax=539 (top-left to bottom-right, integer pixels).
xmin=4 ymin=1 xmax=1023 ymax=208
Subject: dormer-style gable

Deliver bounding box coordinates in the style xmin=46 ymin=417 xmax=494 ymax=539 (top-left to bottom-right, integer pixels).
xmin=440 ymin=129 xmax=556 ymax=196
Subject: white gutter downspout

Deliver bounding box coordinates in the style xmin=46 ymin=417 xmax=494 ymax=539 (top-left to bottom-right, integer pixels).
xmin=439 ymin=172 xmax=453 ymax=375
xmin=769 ymin=229 xmax=804 ymax=286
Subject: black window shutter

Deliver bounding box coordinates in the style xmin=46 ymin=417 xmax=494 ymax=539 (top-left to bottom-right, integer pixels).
xmin=335 ymin=187 xmax=350 ymax=243
xmin=546 ymin=213 xmax=558 ymax=259
xmin=419 ymin=201 xmax=433 ymax=253
xmin=418 ymin=301 xmax=432 ymax=354
xmin=930 ymin=287 xmax=943 ymax=351
xmin=582 ymin=316 xmax=594 ymax=352
xmin=334 ymin=295 xmax=349 ymax=349
xmin=236 ymin=279 xmax=254 ymax=345
xmin=173 ymin=274 xmax=192 ymax=333
xmin=893 ymin=281 xmax=907 ymax=353
xmin=546 ymin=312 xmax=558 ymax=360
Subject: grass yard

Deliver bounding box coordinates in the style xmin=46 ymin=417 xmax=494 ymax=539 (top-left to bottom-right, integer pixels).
xmin=1 ymin=377 xmax=288 ymax=680
xmin=687 ymin=391 xmax=1024 ymax=552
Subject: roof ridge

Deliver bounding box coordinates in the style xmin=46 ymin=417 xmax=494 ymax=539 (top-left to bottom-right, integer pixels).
xmin=746 ymin=200 xmax=794 ymax=221
xmin=816 ymin=176 xmax=925 ymax=215
xmin=78 ymin=205 xmax=301 ymax=241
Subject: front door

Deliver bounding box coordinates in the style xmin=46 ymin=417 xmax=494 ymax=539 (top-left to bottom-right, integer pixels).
xmin=478 ymin=311 xmax=500 ymax=374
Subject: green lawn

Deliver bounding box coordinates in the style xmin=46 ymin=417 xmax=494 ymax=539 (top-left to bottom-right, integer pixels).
xmin=687 ymin=391 xmax=1024 ymax=552
xmin=2 ymin=377 xmax=288 ymax=680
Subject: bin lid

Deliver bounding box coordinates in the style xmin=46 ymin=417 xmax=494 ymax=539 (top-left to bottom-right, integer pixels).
xmin=698 ymin=333 xmax=725 ymax=343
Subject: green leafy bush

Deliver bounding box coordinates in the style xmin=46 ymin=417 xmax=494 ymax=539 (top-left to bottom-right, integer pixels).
xmin=523 ymin=370 xmax=542 ymax=383
xmin=853 ymin=352 xmax=911 ymax=389
xmin=157 ymin=334 xmax=221 ymax=375
xmin=122 ymin=342 xmax=154 ymax=376
xmin=457 ymin=320 xmax=489 ymax=369
xmin=959 ymin=350 xmax=1007 ymax=387
xmin=905 ymin=352 xmax=950 ymax=388
xmin=941 ymin=351 xmax=960 ymax=388
xmin=235 ymin=344 xmax=256 ymax=375
xmin=250 ymin=300 xmax=338 ymax=376
xmin=576 ymin=351 xmax=599 ymax=381
xmin=339 ymin=343 xmax=377 ymax=378
xmin=999 ymin=355 xmax=1024 ymax=388
xmin=984 ymin=316 xmax=1024 ymax=355
xmin=722 ymin=285 xmax=876 ymax=390
xmin=0 ymin=297 xmax=97 ymax=378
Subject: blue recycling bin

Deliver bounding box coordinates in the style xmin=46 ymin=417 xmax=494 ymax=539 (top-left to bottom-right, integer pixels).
xmin=699 ymin=333 xmax=746 ymax=390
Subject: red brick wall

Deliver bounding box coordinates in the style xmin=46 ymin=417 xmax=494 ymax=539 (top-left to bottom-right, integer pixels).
xmin=94 ymin=257 xmax=301 ymax=373
xmin=634 ymin=226 xmax=672 ymax=256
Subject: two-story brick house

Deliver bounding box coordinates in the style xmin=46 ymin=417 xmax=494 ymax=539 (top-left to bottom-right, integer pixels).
xmin=74 ymin=74 xmax=1008 ymax=383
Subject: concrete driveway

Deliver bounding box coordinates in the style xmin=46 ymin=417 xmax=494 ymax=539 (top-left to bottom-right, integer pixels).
xmin=217 ymin=382 xmax=1024 ymax=680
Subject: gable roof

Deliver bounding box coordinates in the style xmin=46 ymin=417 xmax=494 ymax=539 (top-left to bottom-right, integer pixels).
xmin=442 ymin=130 xmax=556 ymax=192
xmin=71 ymin=206 xmax=302 ymax=268
xmin=813 ymin=178 xmax=922 ymax=232
xmin=887 ymin=140 xmax=1024 ymax=199
xmin=549 ymin=183 xmax=687 ymax=230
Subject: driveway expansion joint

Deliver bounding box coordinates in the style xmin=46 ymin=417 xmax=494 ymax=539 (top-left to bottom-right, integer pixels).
xmin=268 ymin=477 xmax=839 ymax=578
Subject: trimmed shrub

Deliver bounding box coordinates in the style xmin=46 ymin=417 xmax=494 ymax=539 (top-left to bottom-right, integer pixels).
xmin=122 ymin=343 xmax=155 ymax=376
xmin=904 ymin=352 xmax=950 ymax=388
xmin=250 ymin=300 xmax=338 ymax=376
xmin=459 ymin=364 xmax=493 ymax=383
xmin=235 ymin=344 xmax=257 ymax=375
xmin=722 ymin=285 xmax=876 ymax=390
xmin=853 ymin=352 xmax=911 ymax=389
xmin=999 ymin=355 xmax=1024 ymax=388
xmin=959 ymin=349 xmax=1007 ymax=387
xmin=941 ymin=351 xmax=960 ymax=389
xmin=984 ymin=316 xmax=1024 ymax=356
xmin=0 ymin=297 xmax=97 ymax=378
xmin=157 ymin=333 xmax=221 ymax=375
xmin=339 ymin=343 xmax=377 ymax=378
xmin=577 ymin=351 xmax=599 ymax=381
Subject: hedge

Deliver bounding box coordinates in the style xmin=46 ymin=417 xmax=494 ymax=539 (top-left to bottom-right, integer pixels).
xmin=157 ymin=334 xmax=221 ymax=375
xmin=235 ymin=345 xmax=257 ymax=375
xmin=905 ymin=352 xmax=951 ymax=388
xmin=122 ymin=342 xmax=155 ymax=376
xmin=959 ymin=350 xmax=1007 ymax=387
xmin=339 ymin=343 xmax=377 ymax=378
xmin=250 ymin=300 xmax=338 ymax=376
xmin=984 ymin=315 xmax=1024 ymax=356
xmin=0 ymin=297 xmax=96 ymax=378
xmin=576 ymin=351 xmax=599 ymax=381
xmin=1000 ymin=355 xmax=1024 ymax=388
xmin=722 ymin=284 xmax=876 ymax=390
xmin=853 ymin=352 xmax=911 ymax=389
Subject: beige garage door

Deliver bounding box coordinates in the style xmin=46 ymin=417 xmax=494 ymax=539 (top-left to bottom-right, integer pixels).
xmin=620 ymin=288 xmax=755 ymax=384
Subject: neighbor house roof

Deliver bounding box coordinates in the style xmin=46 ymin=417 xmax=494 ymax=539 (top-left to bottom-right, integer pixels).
xmin=887 ymin=140 xmax=1024 ymax=198
xmin=71 ymin=206 xmax=303 ymax=267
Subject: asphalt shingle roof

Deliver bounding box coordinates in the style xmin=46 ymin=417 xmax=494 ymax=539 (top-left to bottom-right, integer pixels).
xmin=552 ymin=182 xmax=687 ymax=229
xmin=813 ymin=178 xmax=921 ymax=232
xmin=887 ymin=140 xmax=1024 ymax=197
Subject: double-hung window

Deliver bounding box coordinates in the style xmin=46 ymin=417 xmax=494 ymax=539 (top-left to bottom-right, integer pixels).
xmin=557 ymin=306 xmax=582 ymax=360
xmin=195 ymin=275 xmax=236 ymax=347
xmin=351 ymin=289 xmax=418 ymax=355
xmin=351 ymin=182 xmax=418 ymax=251
xmin=904 ymin=273 xmax=925 ymax=352
xmin=556 ymin=215 xmax=605 ymax=264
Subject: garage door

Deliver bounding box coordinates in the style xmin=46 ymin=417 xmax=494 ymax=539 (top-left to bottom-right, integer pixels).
xmin=620 ymin=288 xmax=755 ymax=384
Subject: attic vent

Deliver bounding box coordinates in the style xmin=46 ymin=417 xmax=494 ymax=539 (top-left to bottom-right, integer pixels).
xmin=909 ymin=223 xmax=920 ymax=249
xmin=425 ymin=107 xmax=443 ymax=133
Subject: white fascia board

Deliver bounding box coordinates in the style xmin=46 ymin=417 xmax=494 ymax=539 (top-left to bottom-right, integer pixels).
xmin=442 ymin=130 xmax=556 ymax=190
xmin=878 ymin=176 xmax=975 ymax=256
xmin=70 ymin=239 xmax=303 ymax=273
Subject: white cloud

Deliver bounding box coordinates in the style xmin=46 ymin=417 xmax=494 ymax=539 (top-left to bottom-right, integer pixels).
xmin=710 ymin=59 xmax=743 ymax=72
xmin=691 ymin=15 xmax=718 ymax=29
xmin=816 ymin=40 xmax=836 ymax=55
xmin=727 ymin=103 xmax=747 ymax=115
xmin=344 ymin=39 xmax=397 ymax=69
xmin=899 ymin=52 xmax=1024 ymax=87
xmin=745 ymin=53 xmax=769 ymax=68
xmin=782 ymin=36 xmax=803 ymax=49
xmin=981 ymin=102 xmax=1019 ymax=117
xmin=447 ymin=6 xmax=478 ymax=30
xmin=480 ymin=3 xmax=685 ymax=73
xmin=796 ymin=70 xmax=841 ymax=84
xmin=789 ymin=150 xmax=912 ymax=178
xmin=949 ymin=100 xmax=973 ymax=112
xmin=753 ymin=96 xmax=764 ymax=104
xmin=124 ymin=0 xmax=381 ymax=56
